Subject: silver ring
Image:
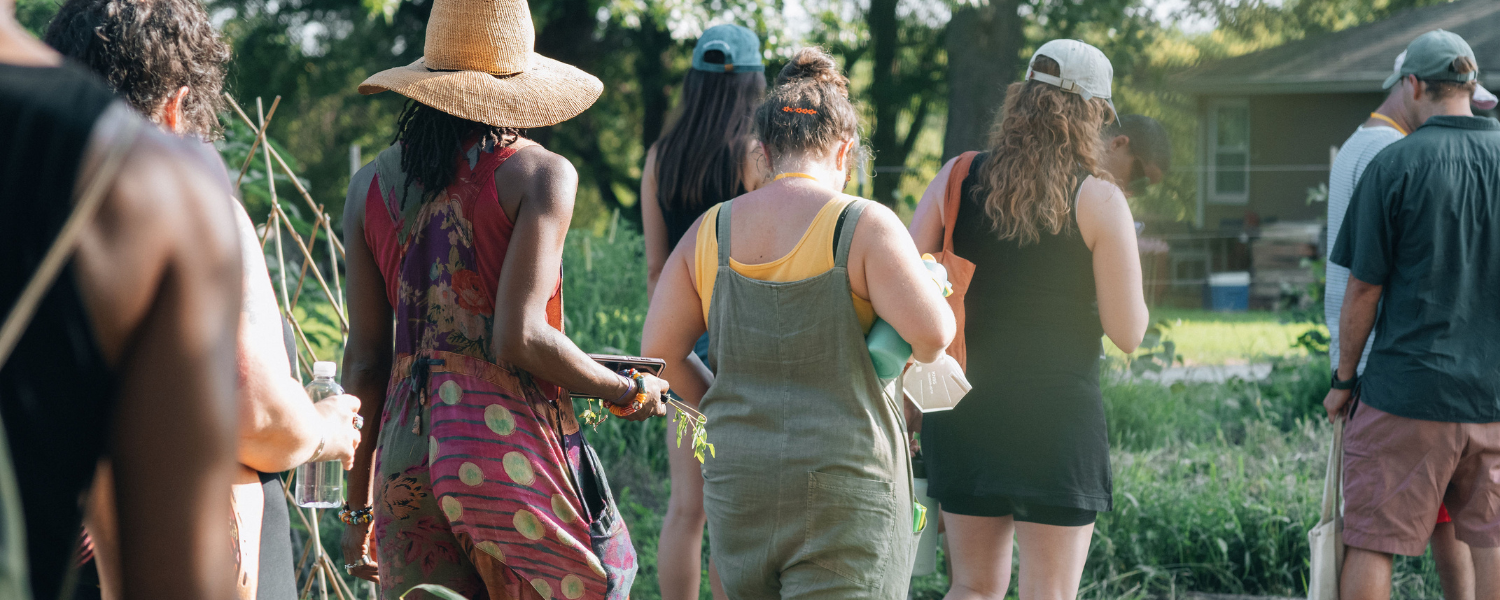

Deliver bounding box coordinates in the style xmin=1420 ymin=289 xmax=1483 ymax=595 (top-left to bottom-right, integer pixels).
xmin=353 ymin=415 xmax=365 ymax=430
xmin=344 ymin=563 xmax=358 ymax=572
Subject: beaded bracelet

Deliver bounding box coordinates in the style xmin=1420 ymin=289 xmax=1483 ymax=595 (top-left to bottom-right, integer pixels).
xmin=339 ymin=504 xmax=373 ymax=525
xmin=608 ymin=369 xmax=648 ymax=417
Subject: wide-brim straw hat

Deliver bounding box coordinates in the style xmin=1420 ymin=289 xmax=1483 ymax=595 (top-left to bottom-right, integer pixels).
xmin=358 ymin=0 xmax=603 ymax=128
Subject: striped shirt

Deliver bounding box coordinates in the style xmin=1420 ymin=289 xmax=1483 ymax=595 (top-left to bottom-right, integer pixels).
xmin=1325 ymin=125 xmax=1402 ymax=374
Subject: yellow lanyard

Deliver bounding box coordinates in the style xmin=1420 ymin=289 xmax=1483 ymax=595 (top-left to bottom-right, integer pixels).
xmin=773 ymin=172 xmax=819 ymax=182
xmin=1368 ymin=112 xmax=1408 ymax=135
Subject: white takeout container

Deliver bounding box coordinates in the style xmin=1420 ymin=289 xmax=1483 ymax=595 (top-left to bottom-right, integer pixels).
xmin=900 ymin=355 xmax=971 ymax=412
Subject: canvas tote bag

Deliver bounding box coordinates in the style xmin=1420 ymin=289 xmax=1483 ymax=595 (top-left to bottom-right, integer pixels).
xmin=929 ymin=151 xmax=979 ymax=370
xmin=1307 ymin=417 xmax=1345 ymax=600
xmin=0 ymin=112 xmax=140 ymax=600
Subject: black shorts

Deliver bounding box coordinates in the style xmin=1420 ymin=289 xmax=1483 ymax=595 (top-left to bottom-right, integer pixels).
xmin=938 ymin=492 xmax=1097 ymax=527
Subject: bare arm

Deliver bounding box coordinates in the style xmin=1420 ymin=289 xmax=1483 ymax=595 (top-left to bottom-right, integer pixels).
xmin=641 ymin=216 xmax=713 ymax=410
xmin=908 ymin=156 xmax=958 ymax=255
xmin=848 ymin=202 xmax=955 ymax=363
xmin=492 ymin=147 xmax=667 ymax=416
xmin=75 ymin=124 xmax=242 ymax=600
xmin=339 ymin=163 xmax=392 ymax=581
xmin=642 ymin=145 xmax=669 ymax=301
xmin=232 ymin=204 xmax=360 ymax=473
xmin=1076 ymin=177 xmax=1148 ymax=353
xmin=1323 ymin=276 xmax=1382 ymax=421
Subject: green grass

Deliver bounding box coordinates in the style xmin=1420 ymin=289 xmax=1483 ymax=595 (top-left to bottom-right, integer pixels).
xmin=1106 ymin=308 xmax=1327 ymax=365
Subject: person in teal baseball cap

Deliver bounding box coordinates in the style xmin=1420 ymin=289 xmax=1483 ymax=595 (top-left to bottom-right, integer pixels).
xmin=691 ymin=24 xmax=766 ymax=73
xmin=642 ymin=22 xmax=767 ymax=600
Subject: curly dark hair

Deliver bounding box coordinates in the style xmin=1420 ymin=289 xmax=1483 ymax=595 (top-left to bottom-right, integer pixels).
xmin=44 ymin=0 xmax=231 ymax=140
xmin=393 ymin=100 xmax=522 ymax=206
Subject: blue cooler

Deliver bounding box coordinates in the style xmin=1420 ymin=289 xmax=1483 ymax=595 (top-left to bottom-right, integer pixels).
xmin=1206 ymin=271 xmax=1250 ymax=312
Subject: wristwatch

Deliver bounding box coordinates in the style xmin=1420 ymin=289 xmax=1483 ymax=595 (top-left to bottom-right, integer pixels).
xmin=1331 ymin=371 xmax=1358 ymax=391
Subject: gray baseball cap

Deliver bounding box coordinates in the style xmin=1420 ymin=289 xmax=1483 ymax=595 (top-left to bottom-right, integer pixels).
xmin=691 ymin=24 xmax=764 ymax=73
xmin=1026 ymin=39 xmax=1117 ymax=122
xmin=1383 ymin=29 xmax=1477 ymax=89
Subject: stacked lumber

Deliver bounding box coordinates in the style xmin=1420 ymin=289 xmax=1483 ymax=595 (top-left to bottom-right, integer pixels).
xmin=1251 ymin=222 xmax=1321 ymax=308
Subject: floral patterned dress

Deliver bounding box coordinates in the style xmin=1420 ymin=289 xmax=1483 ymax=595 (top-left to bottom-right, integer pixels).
xmin=361 ymin=137 xmax=636 ymax=600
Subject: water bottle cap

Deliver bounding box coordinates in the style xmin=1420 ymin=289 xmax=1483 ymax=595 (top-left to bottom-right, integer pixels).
xmin=313 ymin=361 xmax=337 ymax=378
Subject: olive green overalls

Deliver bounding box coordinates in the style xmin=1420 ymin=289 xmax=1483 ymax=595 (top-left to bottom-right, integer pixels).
xmin=700 ymin=199 xmax=918 ymax=599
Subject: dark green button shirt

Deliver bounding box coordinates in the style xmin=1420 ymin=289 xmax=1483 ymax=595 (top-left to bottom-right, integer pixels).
xmin=1331 ymin=115 xmax=1500 ymax=423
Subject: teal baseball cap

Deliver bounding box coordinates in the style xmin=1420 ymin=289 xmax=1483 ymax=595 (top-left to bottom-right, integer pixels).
xmin=691 ymin=24 xmax=764 ymax=73
xmin=1383 ymin=29 xmax=1477 ymax=89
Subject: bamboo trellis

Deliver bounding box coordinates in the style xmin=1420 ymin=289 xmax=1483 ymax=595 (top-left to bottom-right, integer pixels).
xmin=222 ymin=94 xmax=363 ymax=600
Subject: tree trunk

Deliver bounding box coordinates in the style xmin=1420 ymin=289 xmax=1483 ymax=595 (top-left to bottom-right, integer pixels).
xmin=867 ymin=0 xmax=902 ymax=207
xmin=637 ymin=14 xmax=673 ymax=152
xmin=943 ymin=0 xmax=1024 ymax=161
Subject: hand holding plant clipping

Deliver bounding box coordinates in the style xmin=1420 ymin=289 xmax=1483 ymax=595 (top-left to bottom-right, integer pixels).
xmin=578 ymin=390 xmax=715 ymax=463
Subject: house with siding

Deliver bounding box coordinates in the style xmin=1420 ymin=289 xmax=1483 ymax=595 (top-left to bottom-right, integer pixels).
xmin=1164 ymin=0 xmax=1499 ymax=307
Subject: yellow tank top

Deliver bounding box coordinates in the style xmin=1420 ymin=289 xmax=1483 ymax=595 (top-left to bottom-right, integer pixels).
xmin=694 ymin=197 xmax=876 ymax=332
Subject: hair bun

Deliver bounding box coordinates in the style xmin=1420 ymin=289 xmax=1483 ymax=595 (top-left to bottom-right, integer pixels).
xmin=776 ymin=47 xmax=849 ymax=94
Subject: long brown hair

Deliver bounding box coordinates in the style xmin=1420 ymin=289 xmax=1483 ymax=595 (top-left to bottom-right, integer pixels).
xmin=974 ymin=55 xmax=1114 ymax=245
xmin=654 ymin=65 xmax=766 ymax=213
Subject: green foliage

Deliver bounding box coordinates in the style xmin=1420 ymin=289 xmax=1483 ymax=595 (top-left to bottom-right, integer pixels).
xmin=1127 ymin=319 xmax=1182 ymax=376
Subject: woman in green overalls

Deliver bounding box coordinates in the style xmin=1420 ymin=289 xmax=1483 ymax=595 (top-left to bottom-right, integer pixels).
xmin=642 ymin=47 xmax=955 ymax=599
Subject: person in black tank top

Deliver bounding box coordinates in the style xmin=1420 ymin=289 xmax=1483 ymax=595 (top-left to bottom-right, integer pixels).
xmin=907 ymin=41 xmax=1147 ymax=599
xmin=42 ymin=1 xmax=368 ymax=597
xmin=2 ymin=10 xmax=245 ymax=597
xmin=639 ymin=25 xmax=768 ymax=600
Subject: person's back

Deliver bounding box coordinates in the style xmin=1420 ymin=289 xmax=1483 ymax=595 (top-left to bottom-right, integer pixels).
xmin=1338 ymin=115 xmax=1500 ymax=418
xmin=0 ymin=15 xmax=243 ymax=598
xmin=642 ymin=48 xmax=953 ymax=600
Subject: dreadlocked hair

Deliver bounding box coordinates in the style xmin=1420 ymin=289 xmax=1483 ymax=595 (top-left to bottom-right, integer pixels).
xmin=393 ymin=100 xmax=522 ymax=204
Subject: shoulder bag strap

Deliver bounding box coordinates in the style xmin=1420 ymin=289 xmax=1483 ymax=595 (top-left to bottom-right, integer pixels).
xmin=941 ymin=152 xmax=979 ymax=253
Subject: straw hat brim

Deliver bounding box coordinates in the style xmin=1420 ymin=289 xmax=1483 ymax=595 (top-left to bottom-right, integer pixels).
xmin=359 ymin=54 xmax=603 ymax=129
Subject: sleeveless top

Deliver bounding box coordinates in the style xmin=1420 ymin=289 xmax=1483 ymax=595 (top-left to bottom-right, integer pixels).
xmin=693 ymin=198 xmax=876 ymax=332
xmin=697 ymin=200 xmax=918 ymax=598
xmin=363 ymin=139 xmax=564 ymax=386
xmin=0 ymin=63 xmax=119 ymax=600
xmin=921 ymin=152 xmax=1113 ymax=512
xmin=658 ymin=157 xmax=747 ymax=251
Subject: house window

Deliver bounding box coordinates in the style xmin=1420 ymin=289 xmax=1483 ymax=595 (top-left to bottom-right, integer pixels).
xmin=1209 ymin=100 xmax=1249 ymax=204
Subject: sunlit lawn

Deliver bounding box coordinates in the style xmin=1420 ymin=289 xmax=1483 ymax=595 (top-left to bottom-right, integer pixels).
xmin=1104 ymin=308 xmax=1327 ymax=365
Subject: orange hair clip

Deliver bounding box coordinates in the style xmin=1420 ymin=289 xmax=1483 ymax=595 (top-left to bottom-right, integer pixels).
xmin=781 ymin=106 xmax=816 ymax=115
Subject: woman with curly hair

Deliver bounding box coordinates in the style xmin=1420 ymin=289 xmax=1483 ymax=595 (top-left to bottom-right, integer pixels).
xmin=908 ymin=40 xmax=1147 ymax=599
xmin=643 ymin=46 xmax=953 ymax=599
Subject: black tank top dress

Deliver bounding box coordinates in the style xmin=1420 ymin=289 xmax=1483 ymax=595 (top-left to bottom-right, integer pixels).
xmin=921 ymin=152 xmax=1113 ymax=521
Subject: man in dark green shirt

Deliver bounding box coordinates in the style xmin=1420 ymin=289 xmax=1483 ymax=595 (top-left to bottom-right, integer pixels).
xmin=1324 ymin=29 xmax=1500 ymax=600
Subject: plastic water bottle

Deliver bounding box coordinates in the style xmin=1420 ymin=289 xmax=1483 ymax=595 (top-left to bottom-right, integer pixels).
xmin=295 ymin=362 xmax=344 ymax=508
xmin=867 ymin=254 xmax=953 ymax=380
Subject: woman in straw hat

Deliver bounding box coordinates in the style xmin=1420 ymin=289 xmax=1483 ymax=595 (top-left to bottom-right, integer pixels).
xmin=338 ymin=0 xmax=669 ymax=598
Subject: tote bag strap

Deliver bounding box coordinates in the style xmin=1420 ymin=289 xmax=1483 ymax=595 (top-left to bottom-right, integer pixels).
xmin=940 ymin=152 xmax=979 ymax=253
xmin=0 ymin=112 xmax=140 ymax=600
xmin=1319 ymin=417 xmax=1345 ymax=524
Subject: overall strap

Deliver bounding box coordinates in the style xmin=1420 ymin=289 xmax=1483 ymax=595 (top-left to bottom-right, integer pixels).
xmin=941 ymin=151 xmax=979 ymax=253
xmin=833 ymin=199 xmax=869 ymax=268
xmin=715 ymin=200 xmax=734 ymax=266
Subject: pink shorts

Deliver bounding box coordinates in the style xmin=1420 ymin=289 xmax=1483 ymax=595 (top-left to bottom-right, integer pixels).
xmin=1342 ymin=403 xmax=1500 ymax=556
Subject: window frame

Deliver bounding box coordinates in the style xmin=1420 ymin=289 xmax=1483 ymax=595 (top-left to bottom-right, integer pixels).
xmin=1207 ymin=98 xmax=1250 ymax=205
